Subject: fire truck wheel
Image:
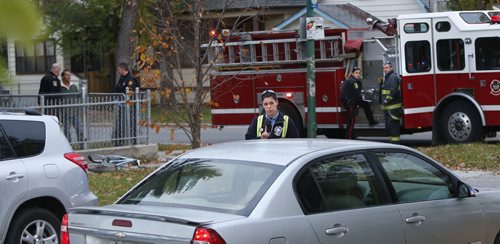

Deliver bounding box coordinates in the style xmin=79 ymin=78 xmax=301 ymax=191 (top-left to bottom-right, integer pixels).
xmin=439 ymin=100 xmax=483 ymax=143
xmin=279 ymin=102 xmax=305 ymax=137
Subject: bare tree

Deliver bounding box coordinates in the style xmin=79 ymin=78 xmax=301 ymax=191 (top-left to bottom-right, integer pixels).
xmin=136 ymin=0 xmax=269 ymax=148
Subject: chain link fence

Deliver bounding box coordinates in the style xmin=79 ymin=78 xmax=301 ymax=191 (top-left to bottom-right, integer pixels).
xmin=0 ymin=80 xmax=151 ymax=150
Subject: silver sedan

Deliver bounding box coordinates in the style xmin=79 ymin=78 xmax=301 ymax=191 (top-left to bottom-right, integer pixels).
xmin=63 ymin=139 xmax=500 ymax=244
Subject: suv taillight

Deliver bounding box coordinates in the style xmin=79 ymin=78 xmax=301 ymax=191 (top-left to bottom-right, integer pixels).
xmin=191 ymin=227 xmax=226 ymax=244
xmin=64 ymin=152 xmax=88 ymax=173
xmin=61 ymin=214 xmax=70 ymax=244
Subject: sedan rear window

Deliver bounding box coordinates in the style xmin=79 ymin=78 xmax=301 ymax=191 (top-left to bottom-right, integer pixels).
xmin=119 ymin=158 xmax=283 ymax=216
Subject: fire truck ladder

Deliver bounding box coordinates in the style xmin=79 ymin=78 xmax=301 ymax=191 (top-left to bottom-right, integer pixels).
xmin=203 ymin=35 xmax=353 ymax=69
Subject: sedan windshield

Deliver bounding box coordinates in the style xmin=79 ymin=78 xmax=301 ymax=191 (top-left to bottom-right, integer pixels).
xmin=119 ymin=158 xmax=284 ymax=215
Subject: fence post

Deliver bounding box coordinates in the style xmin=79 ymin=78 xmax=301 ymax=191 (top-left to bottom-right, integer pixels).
xmin=125 ymin=87 xmax=131 ymax=145
xmin=81 ymin=79 xmax=88 ymax=150
xmin=135 ymin=87 xmax=140 ymax=145
xmin=40 ymin=95 xmax=45 ymax=115
xmin=147 ymin=89 xmax=151 ymax=145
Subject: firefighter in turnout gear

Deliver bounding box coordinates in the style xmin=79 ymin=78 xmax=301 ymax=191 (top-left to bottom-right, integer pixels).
xmin=245 ymin=90 xmax=300 ymax=139
xmin=341 ymin=67 xmax=378 ymax=139
xmin=381 ymin=62 xmax=403 ymax=143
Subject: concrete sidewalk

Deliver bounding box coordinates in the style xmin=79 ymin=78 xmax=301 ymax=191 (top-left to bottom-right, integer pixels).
xmin=77 ymin=144 xmax=159 ymax=160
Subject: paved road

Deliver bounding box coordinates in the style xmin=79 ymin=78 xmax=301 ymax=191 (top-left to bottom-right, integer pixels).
xmin=454 ymin=171 xmax=500 ymax=190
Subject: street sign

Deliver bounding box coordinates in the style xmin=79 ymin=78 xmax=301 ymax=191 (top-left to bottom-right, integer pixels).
xmin=306 ymin=17 xmax=324 ymax=40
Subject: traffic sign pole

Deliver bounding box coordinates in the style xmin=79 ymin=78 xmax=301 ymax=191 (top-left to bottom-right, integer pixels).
xmin=306 ymin=0 xmax=317 ymax=138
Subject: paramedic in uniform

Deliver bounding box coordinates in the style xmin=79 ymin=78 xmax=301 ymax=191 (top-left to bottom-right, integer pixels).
xmin=381 ymin=62 xmax=402 ymax=143
xmin=341 ymin=67 xmax=378 ymax=139
xmin=245 ymin=90 xmax=300 ymax=139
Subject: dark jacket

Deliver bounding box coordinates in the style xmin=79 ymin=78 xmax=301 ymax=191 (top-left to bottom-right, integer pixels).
xmin=38 ymin=71 xmax=61 ymax=94
xmin=380 ymin=70 xmax=401 ymax=105
xmin=245 ymin=111 xmax=300 ymax=139
xmin=115 ymin=72 xmax=139 ymax=94
xmin=341 ymin=75 xmax=363 ymax=106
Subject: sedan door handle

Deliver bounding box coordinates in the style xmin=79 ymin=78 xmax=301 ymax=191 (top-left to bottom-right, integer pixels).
xmin=405 ymin=215 xmax=426 ymax=225
xmin=325 ymin=225 xmax=349 ymax=237
xmin=6 ymin=173 xmax=25 ymax=180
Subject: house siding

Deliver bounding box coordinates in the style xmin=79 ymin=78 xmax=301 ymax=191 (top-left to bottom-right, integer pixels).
xmin=321 ymin=0 xmax=427 ymax=20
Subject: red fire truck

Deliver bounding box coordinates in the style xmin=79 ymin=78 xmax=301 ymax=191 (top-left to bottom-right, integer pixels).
xmin=206 ymin=11 xmax=500 ymax=143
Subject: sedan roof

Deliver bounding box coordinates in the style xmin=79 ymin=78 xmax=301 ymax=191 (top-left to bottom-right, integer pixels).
xmin=181 ymin=139 xmax=406 ymax=166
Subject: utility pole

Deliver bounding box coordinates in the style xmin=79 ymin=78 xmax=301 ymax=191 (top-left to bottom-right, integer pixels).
xmin=306 ymin=0 xmax=317 ymax=138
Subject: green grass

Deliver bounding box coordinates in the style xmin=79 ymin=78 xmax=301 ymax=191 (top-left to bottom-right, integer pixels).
xmin=89 ymin=142 xmax=499 ymax=206
xmin=150 ymin=104 xmax=211 ymax=124
xmin=89 ymin=168 xmax=155 ymax=206
xmin=416 ymin=143 xmax=500 ymax=171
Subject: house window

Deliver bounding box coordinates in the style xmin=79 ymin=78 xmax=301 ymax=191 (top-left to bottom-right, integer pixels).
xmin=15 ymin=40 xmax=56 ymax=74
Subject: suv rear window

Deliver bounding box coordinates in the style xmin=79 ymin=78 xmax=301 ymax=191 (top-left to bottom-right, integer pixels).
xmin=0 ymin=120 xmax=45 ymax=157
xmin=119 ymin=158 xmax=283 ymax=216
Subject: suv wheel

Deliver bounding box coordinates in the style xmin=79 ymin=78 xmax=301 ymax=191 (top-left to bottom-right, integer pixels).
xmin=6 ymin=208 xmax=60 ymax=244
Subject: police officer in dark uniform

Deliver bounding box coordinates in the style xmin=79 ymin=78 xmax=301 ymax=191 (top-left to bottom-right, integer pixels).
xmin=114 ymin=63 xmax=140 ymax=145
xmin=341 ymin=67 xmax=378 ymax=139
xmin=38 ymin=63 xmax=62 ymax=115
xmin=381 ymin=62 xmax=402 ymax=143
xmin=39 ymin=63 xmax=62 ymax=95
xmin=115 ymin=63 xmax=139 ymax=93
xmin=245 ymin=90 xmax=300 ymax=139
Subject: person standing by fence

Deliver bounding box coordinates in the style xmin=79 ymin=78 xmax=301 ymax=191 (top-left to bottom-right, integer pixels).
xmin=61 ymin=70 xmax=83 ymax=146
xmin=114 ymin=63 xmax=140 ymax=145
xmin=38 ymin=63 xmax=62 ymax=115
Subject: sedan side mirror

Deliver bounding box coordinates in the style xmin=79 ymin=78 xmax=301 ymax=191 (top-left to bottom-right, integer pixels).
xmin=458 ymin=181 xmax=476 ymax=198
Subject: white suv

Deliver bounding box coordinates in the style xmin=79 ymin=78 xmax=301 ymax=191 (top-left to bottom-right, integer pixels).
xmin=0 ymin=112 xmax=97 ymax=244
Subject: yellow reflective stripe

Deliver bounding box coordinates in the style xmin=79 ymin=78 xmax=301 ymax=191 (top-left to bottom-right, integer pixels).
xmin=256 ymin=115 xmax=264 ymax=136
xmin=381 ymin=90 xmax=391 ymax=95
xmin=382 ymin=103 xmax=402 ymax=110
xmin=389 ymin=136 xmax=401 ymax=141
xmin=389 ymin=114 xmax=400 ymax=120
xmin=282 ymin=115 xmax=289 ymax=138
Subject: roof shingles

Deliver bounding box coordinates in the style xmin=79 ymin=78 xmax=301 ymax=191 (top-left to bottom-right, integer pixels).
xmin=203 ymin=0 xmax=305 ymax=11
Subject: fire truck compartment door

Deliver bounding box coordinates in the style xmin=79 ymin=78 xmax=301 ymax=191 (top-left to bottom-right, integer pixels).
xmin=398 ymin=18 xmax=435 ymax=77
xmin=398 ymin=18 xmax=435 ymax=129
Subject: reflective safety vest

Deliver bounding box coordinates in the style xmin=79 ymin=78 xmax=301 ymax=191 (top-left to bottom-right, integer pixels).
xmin=256 ymin=114 xmax=289 ymax=139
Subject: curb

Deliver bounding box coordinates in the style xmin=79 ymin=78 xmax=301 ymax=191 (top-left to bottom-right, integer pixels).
xmin=76 ymin=144 xmax=159 ymax=161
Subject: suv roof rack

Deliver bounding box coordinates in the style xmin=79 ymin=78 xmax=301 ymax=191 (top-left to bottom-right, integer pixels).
xmin=25 ymin=109 xmax=41 ymax=116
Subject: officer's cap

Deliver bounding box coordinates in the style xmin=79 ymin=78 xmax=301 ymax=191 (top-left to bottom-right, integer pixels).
xmin=261 ymin=89 xmax=277 ymax=101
